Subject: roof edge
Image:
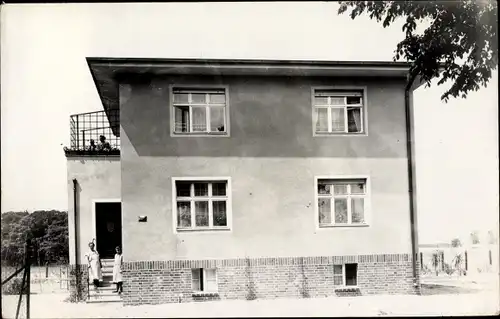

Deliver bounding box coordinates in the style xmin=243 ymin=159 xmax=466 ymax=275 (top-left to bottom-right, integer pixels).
xmin=85 ymin=57 xmax=413 ymax=69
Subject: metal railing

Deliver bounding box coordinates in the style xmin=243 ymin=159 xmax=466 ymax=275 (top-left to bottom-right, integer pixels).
xmin=1 ymin=239 xmax=34 ymax=319
xmin=69 ymin=109 xmax=120 ymax=151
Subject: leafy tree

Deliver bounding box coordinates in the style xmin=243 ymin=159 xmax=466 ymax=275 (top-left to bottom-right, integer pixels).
xmin=431 ymin=251 xmax=440 ymax=276
xmin=470 ymin=231 xmax=480 ymax=245
xmin=1 ymin=210 xmax=69 ymax=266
xmin=338 ymin=1 xmax=498 ymax=101
xmin=451 ymin=238 xmax=462 ymax=247
xmin=452 ymin=253 xmax=464 ymax=276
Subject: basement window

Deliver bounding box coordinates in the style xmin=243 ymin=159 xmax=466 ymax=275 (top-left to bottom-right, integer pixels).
xmin=192 ymin=268 xmax=217 ymax=292
xmin=333 ymin=263 xmax=358 ymax=287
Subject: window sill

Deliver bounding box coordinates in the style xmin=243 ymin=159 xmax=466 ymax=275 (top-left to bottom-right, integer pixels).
xmin=192 ymin=292 xmax=219 ymax=297
xmin=176 ymin=227 xmax=231 ymax=233
xmin=319 ymin=224 xmax=369 ymax=228
xmin=334 ymin=287 xmax=360 ymax=292
xmin=313 ymin=132 xmax=367 ymax=137
xmin=172 ymin=132 xmax=229 ymax=137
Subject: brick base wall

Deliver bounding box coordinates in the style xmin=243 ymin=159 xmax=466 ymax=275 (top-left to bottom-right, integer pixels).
xmin=69 ymin=264 xmax=89 ymax=302
xmin=121 ymin=254 xmax=420 ymax=306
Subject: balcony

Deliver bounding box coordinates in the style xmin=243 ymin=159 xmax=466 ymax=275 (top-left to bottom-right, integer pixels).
xmin=64 ymin=109 xmax=120 ymax=157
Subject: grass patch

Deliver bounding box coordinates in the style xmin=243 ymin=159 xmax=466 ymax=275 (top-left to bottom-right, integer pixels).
xmin=420 ymin=283 xmax=479 ymax=295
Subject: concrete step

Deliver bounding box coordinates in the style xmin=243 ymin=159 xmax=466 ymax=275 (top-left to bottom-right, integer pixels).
xmin=93 ymin=281 xmax=114 ymax=287
xmin=95 ymin=285 xmax=118 ymax=292
xmin=87 ymin=282 xmax=122 ymax=304
xmin=89 ymin=290 xmax=121 ymax=298
xmin=86 ymin=295 xmax=122 ymax=303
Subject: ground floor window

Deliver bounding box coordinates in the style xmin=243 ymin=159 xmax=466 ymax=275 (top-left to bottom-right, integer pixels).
xmin=317 ymin=178 xmax=368 ymax=226
xmin=174 ymin=178 xmax=230 ymax=231
xmin=192 ymin=268 xmax=217 ymax=292
xmin=333 ymin=263 xmax=358 ymax=286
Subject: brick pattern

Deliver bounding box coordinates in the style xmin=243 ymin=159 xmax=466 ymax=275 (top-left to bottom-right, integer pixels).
xmin=120 ymin=253 xmax=420 ymax=306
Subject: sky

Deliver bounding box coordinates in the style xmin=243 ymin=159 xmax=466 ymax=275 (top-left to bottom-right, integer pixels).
xmin=1 ymin=2 xmax=498 ymax=244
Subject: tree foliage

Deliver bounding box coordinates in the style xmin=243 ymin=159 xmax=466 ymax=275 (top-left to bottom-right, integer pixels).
xmin=338 ymin=1 xmax=498 ymax=101
xmin=1 ymin=210 xmax=69 ymax=266
xmin=470 ymin=231 xmax=480 ymax=245
xmin=451 ymin=238 xmax=462 ymax=247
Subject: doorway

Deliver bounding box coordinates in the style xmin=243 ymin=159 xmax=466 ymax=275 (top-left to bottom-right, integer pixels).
xmin=95 ymin=202 xmax=122 ymax=259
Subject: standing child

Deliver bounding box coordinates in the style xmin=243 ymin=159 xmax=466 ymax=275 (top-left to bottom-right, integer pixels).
xmin=112 ymin=246 xmax=123 ymax=294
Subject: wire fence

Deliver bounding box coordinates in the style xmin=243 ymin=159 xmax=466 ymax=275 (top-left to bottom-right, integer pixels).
xmin=1 ymin=240 xmax=33 ymax=319
xmin=2 ymin=265 xmax=70 ymax=294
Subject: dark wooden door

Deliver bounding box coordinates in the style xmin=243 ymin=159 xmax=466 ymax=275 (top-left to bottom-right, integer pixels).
xmin=95 ymin=202 xmax=122 ymax=259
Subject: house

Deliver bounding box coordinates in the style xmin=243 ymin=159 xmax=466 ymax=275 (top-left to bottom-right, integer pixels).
xmin=65 ymin=58 xmax=423 ymax=305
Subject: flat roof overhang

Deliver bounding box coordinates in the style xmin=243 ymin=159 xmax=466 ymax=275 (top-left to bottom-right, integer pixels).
xmin=86 ymin=57 xmax=425 ymax=136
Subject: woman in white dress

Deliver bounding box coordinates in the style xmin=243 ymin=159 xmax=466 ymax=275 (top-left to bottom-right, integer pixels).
xmin=85 ymin=241 xmax=102 ymax=291
xmin=112 ymin=246 xmax=123 ymax=294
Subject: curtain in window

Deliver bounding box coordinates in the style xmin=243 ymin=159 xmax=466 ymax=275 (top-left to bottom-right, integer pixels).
xmin=316 ymin=108 xmax=328 ymax=132
xmin=331 ymin=108 xmax=345 ymax=132
xmin=210 ymin=106 xmax=225 ymax=132
xmin=347 ymin=108 xmax=362 ymax=132
xmin=174 ymin=106 xmax=189 ymax=132
xmin=192 ymin=107 xmax=207 ymax=132
xmin=177 ymin=202 xmax=191 ymax=227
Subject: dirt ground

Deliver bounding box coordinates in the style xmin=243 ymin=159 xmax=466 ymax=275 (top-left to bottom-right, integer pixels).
xmin=2 ymin=273 xmax=499 ymax=318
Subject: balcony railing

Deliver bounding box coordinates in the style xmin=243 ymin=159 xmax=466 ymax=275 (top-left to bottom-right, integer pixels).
xmin=65 ymin=109 xmax=120 ymax=156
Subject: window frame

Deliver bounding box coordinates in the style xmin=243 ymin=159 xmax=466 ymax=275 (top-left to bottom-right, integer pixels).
xmin=169 ymin=85 xmax=231 ymax=137
xmin=311 ymin=86 xmax=368 ymax=137
xmin=191 ymin=268 xmax=218 ymax=293
xmin=333 ymin=263 xmax=359 ymax=288
xmin=172 ymin=176 xmax=232 ymax=233
xmin=314 ymin=175 xmax=371 ymax=229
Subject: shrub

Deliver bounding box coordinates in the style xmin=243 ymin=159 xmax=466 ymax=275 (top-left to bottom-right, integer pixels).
xmin=443 ymin=263 xmax=454 ymax=275
xmin=2 ymin=278 xmax=26 ymax=295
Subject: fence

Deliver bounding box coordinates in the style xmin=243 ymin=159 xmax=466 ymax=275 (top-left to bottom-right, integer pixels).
xmin=1 ymin=239 xmax=33 ymax=319
xmin=420 ymin=247 xmax=498 ymax=277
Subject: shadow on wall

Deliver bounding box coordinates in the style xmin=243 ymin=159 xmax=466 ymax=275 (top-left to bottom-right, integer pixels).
xmin=119 ymin=75 xmax=406 ymax=159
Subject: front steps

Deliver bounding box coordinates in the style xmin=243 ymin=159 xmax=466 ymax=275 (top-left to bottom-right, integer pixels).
xmin=87 ymin=259 xmax=122 ymax=303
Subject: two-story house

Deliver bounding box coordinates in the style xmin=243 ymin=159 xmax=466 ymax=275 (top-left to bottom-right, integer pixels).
xmin=65 ymin=58 xmax=422 ymax=305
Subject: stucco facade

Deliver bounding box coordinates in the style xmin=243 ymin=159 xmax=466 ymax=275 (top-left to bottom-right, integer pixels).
xmin=119 ymin=76 xmax=412 ymax=261
xmin=67 ymin=58 xmax=421 ymax=304
xmin=67 ymin=157 xmax=121 ymax=265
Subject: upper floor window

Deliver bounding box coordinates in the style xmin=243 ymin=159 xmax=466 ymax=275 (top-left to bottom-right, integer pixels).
xmin=174 ymin=178 xmax=231 ymax=231
xmin=317 ymin=178 xmax=368 ymax=227
xmin=313 ymin=89 xmax=364 ymax=135
xmin=172 ymin=88 xmax=228 ymax=136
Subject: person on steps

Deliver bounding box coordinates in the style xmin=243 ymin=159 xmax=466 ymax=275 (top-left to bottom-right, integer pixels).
xmin=112 ymin=246 xmax=123 ymax=294
xmin=85 ymin=241 xmax=102 ymax=291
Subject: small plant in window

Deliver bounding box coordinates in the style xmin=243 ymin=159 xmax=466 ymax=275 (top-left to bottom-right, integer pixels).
xmin=314 ymin=90 xmax=364 ymax=134
xmin=172 ymin=88 xmax=228 ymax=135
xmin=175 ymin=180 xmax=229 ymax=231
xmin=317 ymin=179 xmax=367 ymax=226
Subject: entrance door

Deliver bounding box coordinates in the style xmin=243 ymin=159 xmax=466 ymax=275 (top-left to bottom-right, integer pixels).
xmin=95 ymin=202 xmax=122 ymax=259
